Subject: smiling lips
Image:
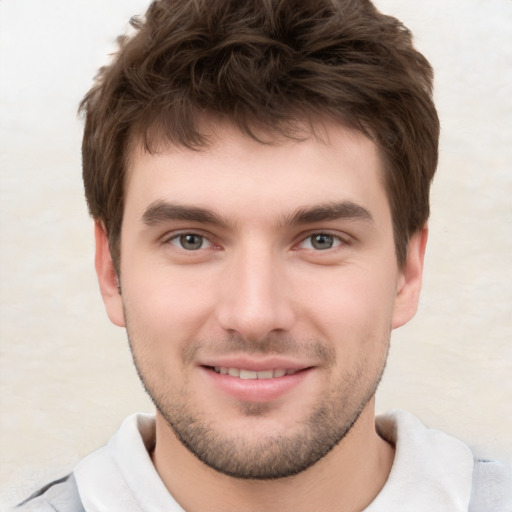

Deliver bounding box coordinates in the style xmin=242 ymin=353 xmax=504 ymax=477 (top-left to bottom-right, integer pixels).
xmin=204 ymin=364 xmax=311 ymax=402
xmin=212 ymin=367 xmax=299 ymax=379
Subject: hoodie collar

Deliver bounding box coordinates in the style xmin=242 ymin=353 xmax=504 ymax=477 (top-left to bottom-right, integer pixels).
xmin=75 ymin=410 xmax=474 ymax=512
xmin=365 ymin=409 xmax=474 ymax=511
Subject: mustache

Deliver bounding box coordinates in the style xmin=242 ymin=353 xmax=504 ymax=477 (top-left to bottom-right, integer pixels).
xmin=181 ymin=332 xmax=336 ymax=365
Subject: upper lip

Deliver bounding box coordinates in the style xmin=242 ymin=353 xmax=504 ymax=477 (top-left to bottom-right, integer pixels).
xmin=200 ymin=356 xmax=312 ymax=372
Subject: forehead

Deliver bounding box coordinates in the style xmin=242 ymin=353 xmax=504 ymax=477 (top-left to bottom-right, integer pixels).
xmin=123 ymin=120 xmax=389 ymax=226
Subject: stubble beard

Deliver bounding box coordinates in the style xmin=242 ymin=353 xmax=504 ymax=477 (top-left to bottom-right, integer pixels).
xmin=126 ymin=325 xmax=389 ymax=480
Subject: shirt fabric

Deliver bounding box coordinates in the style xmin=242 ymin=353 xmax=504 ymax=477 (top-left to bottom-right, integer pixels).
xmin=17 ymin=409 xmax=512 ymax=511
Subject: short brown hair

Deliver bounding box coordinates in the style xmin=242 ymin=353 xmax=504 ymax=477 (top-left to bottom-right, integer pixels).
xmin=80 ymin=0 xmax=439 ymax=270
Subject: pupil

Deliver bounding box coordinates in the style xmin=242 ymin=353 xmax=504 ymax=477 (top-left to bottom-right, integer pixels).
xmin=312 ymin=234 xmax=333 ymax=250
xmin=181 ymin=234 xmax=202 ymax=250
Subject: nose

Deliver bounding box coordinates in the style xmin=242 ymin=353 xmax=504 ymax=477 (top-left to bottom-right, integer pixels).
xmin=215 ymin=243 xmax=295 ymax=344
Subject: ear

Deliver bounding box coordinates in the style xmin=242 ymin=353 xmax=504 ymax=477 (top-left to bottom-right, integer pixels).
xmin=392 ymin=226 xmax=428 ymax=329
xmin=94 ymin=221 xmax=125 ymax=327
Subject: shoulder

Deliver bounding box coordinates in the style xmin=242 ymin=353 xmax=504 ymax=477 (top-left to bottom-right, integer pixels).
xmin=374 ymin=410 xmax=511 ymax=511
xmin=15 ymin=474 xmax=85 ymax=512
xmin=469 ymin=459 xmax=512 ymax=512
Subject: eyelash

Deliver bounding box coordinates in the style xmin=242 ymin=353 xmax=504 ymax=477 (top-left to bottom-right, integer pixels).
xmin=297 ymin=232 xmax=346 ymax=251
xmin=165 ymin=232 xmax=215 ymax=251
xmin=163 ymin=231 xmax=348 ymax=252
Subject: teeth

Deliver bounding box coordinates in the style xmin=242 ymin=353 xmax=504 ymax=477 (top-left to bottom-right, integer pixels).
xmin=240 ymin=370 xmax=258 ymax=379
xmin=257 ymin=370 xmax=273 ymax=379
xmin=212 ymin=367 xmax=298 ymax=379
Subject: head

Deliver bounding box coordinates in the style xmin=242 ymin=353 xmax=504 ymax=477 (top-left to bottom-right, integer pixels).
xmin=83 ymin=0 xmax=438 ymax=481
xmin=81 ymin=0 xmax=439 ymax=274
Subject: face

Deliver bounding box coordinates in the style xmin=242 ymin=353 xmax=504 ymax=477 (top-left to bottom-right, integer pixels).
xmin=96 ymin=122 xmax=425 ymax=479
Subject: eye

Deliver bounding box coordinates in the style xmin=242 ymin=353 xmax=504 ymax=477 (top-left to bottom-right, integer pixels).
xmin=169 ymin=233 xmax=212 ymax=251
xmin=300 ymin=233 xmax=343 ymax=250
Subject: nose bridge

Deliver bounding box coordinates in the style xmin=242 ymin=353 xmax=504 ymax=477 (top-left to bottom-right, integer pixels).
xmin=216 ymin=238 xmax=294 ymax=342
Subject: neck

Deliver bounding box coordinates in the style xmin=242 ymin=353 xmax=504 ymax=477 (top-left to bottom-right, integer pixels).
xmin=151 ymin=400 xmax=395 ymax=512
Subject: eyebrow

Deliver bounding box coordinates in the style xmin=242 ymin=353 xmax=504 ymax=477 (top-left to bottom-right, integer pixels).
xmin=285 ymin=201 xmax=374 ymax=226
xmin=141 ymin=200 xmax=373 ymax=228
xmin=142 ymin=201 xmax=231 ymax=227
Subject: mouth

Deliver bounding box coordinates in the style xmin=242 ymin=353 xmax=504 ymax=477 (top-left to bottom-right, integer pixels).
xmin=209 ymin=366 xmax=300 ymax=379
xmin=200 ymin=356 xmax=316 ymax=403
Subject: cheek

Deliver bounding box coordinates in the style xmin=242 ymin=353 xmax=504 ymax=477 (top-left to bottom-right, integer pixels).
xmin=298 ymin=265 xmax=397 ymax=325
xmin=121 ymin=259 xmax=219 ymax=341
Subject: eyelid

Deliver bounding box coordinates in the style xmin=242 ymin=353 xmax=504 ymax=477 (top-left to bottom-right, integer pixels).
xmin=159 ymin=229 xmax=351 ymax=251
xmin=161 ymin=230 xmax=217 ymax=249
xmin=295 ymin=230 xmax=350 ymax=250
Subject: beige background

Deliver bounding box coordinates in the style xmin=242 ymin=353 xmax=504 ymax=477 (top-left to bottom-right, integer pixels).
xmin=1 ymin=0 xmax=511 ymax=509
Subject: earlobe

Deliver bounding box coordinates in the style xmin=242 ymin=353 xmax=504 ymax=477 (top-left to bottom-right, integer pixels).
xmin=392 ymin=226 xmax=428 ymax=329
xmin=94 ymin=221 xmax=125 ymax=327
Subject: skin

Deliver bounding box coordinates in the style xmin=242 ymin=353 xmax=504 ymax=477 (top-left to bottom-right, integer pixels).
xmin=95 ymin=121 xmax=427 ymax=512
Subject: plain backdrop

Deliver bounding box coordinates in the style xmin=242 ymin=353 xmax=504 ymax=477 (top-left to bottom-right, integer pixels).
xmin=1 ymin=0 xmax=511 ymax=509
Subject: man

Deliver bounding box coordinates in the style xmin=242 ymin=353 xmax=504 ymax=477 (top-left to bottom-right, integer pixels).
xmin=17 ymin=0 xmax=511 ymax=510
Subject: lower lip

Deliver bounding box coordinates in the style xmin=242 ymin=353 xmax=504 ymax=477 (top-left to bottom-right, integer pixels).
xmin=201 ymin=367 xmax=312 ymax=402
